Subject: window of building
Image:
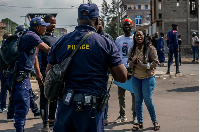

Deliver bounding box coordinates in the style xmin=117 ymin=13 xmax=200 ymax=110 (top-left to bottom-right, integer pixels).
xmin=159 ymin=13 xmax=162 ymax=19
xmin=135 ymin=15 xmax=142 ymax=25
xmin=158 ymin=2 xmax=161 ymax=10
xmin=190 ymin=0 xmax=196 ymax=14
xmin=145 ymin=5 xmax=148 ymax=9
xmin=138 ymin=5 xmax=141 ymax=9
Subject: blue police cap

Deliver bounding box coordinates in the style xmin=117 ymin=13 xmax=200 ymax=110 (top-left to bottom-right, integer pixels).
xmin=30 ymin=17 xmax=50 ymax=28
xmin=78 ymin=3 xmax=99 ymax=20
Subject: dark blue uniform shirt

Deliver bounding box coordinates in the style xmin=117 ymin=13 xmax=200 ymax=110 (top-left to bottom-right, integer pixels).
xmin=39 ymin=32 xmax=57 ymax=69
xmin=48 ymin=25 xmax=122 ymax=96
xmin=17 ymin=30 xmax=42 ymax=71
xmin=167 ymin=29 xmax=178 ymax=48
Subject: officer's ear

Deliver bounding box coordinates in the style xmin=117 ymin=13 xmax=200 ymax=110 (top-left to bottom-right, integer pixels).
xmin=37 ymin=26 xmax=40 ymax=30
xmin=95 ymin=18 xmax=99 ymax=26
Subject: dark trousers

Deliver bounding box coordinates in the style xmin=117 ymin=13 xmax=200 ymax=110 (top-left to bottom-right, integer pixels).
xmin=157 ymin=50 xmax=165 ymax=63
xmin=54 ymin=100 xmax=104 ymax=132
xmin=40 ymin=69 xmax=57 ymax=124
xmin=13 ymin=77 xmax=31 ymax=132
xmin=0 ymin=73 xmax=8 ymax=109
xmin=168 ymin=44 xmax=179 ymax=69
xmin=7 ymin=89 xmax=39 ymax=118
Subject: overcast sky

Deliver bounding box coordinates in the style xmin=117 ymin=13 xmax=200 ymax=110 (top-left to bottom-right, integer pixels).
xmin=0 ymin=0 xmax=112 ymax=32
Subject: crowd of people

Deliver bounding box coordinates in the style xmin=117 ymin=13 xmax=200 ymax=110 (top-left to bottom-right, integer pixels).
xmin=0 ymin=2 xmax=198 ymax=132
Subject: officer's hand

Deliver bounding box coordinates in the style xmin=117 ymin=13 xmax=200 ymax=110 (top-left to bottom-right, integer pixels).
xmin=160 ymin=49 xmax=162 ymax=51
xmin=176 ymin=48 xmax=179 ymax=52
xmin=36 ymin=73 xmax=44 ymax=85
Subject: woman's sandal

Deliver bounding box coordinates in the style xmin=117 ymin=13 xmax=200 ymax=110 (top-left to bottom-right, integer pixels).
xmin=153 ymin=122 xmax=160 ymax=131
xmin=132 ymin=123 xmax=143 ymax=131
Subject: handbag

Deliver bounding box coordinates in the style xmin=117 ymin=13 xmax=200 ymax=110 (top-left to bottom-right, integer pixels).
xmin=44 ymin=31 xmax=94 ymax=101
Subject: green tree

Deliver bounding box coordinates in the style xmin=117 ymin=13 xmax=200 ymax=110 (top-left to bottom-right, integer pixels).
xmin=100 ymin=0 xmax=123 ymax=40
xmin=2 ymin=18 xmax=18 ymax=35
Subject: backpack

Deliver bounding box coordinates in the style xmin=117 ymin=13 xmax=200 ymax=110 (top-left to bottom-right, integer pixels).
xmin=1 ymin=31 xmax=26 ymax=65
xmin=0 ymin=43 xmax=9 ymax=73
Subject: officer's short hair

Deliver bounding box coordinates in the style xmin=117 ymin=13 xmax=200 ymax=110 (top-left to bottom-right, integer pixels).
xmin=160 ymin=33 xmax=164 ymax=37
xmin=44 ymin=14 xmax=55 ymax=23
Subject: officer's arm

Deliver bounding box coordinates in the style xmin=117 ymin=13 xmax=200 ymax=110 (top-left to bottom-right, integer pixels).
xmin=34 ymin=48 xmax=43 ymax=85
xmin=174 ymin=33 xmax=179 ymax=48
xmin=46 ymin=64 xmax=53 ymax=75
xmin=110 ymin=64 xmax=127 ymax=83
xmin=37 ymin=42 xmax=51 ymax=53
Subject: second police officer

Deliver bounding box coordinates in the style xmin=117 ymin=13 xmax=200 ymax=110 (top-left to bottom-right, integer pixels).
xmin=11 ymin=17 xmax=51 ymax=132
xmin=166 ymin=24 xmax=181 ymax=74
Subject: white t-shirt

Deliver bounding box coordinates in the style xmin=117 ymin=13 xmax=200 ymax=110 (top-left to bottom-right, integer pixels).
xmin=115 ymin=35 xmax=134 ymax=68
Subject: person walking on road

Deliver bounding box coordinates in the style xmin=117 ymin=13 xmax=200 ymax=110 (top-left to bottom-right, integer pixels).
xmin=114 ymin=18 xmax=136 ymax=124
xmin=156 ymin=32 xmax=165 ymax=66
xmin=34 ymin=14 xmax=58 ymax=132
xmin=177 ymin=35 xmax=182 ymax=65
xmin=166 ymin=24 xmax=181 ymax=74
xmin=128 ymin=29 xmax=160 ymax=131
xmin=46 ymin=3 xmax=127 ymax=132
xmin=191 ymin=32 xmax=199 ymax=63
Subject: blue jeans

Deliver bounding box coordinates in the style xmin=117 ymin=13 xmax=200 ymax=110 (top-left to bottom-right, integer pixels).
xmin=54 ymin=100 xmax=104 ymax=132
xmin=192 ymin=46 xmax=199 ymax=61
xmin=132 ymin=76 xmax=157 ymax=123
xmin=0 ymin=72 xmax=8 ymax=109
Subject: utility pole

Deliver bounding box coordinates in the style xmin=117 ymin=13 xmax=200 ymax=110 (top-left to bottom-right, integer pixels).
xmin=20 ymin=16 xmax=27 ymax=26
xmin=117 ymin=0 xmax=119 ymax=36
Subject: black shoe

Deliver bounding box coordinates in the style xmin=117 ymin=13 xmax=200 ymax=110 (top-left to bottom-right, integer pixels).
xmin=42 ymin=124 xmax=49 ymax=132
xmin=34 ymin=112 xmax=40 ymax=119
xmin=49 ymin=121 xmax=55 ymax=130
xmin=166 ymin=71 xmax=170 ymax=74
xmin=133 ymin=112 xmax=137 ymax=124
xmin=7 ymin=116 xmax=14 ymax=121
xmin=176 ymin=71 xmax=181 ymax=74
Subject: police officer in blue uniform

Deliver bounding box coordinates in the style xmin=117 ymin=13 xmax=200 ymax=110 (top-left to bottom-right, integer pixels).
xmin=166 ymin=24 xmax=181 ymax=74
xmin=156 ymin=33 xmax=165 ymax=64
xmin=12 ymin=17 xmax=51 ymax=132
xmin=0 ymin=33 xmax=12 ymax=113
xmin=7 ymin=25 xmax=40 ymax=121
xmin=46 ymin=3 xmax=127 ymax=132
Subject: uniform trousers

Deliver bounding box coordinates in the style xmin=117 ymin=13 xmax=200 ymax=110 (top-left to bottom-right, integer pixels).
xmin=13 ymin=77 xmax=31 ymax=132
xmin=157 ymin=50 xmax=165 ymax=63
xmin=168 ymin=44 xmax=179 ymax=68
xmin=53 ymin=99 xmax=104 ymax=132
